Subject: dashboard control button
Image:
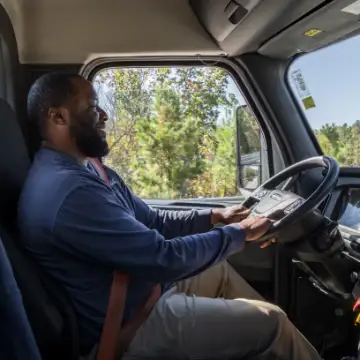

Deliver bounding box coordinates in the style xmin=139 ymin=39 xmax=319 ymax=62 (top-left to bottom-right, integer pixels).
xmin=270 ymin=193 xmax=283 ymax=201
xmin=284 ymin=199 xmax=304 ymax=214
xmin=253 ymin=190 xmax=267 ymax=199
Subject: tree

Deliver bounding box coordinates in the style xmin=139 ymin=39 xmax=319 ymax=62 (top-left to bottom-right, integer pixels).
xmin=237 ymin=106 xmax=260 ymax=155
xmin=94 ymin=66 xmax=360 ymax=200
xmin=94 ymin=68 xmax=155 ymax=185
xmin=157 ymin=67 xmax=236 ymax=128
xmin=129 ymin=87 xmax=206 ymax=198
xmin=313 ymin=120 xmax=360 ymax=167
xmin=94 ymin=66 xmax=240 ymax=199
xmin=187 ymin=108 xmax=241 ymax=198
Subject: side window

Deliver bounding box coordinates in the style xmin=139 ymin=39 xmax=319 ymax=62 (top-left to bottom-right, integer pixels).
xmin=93 ymin=66 xmax=263 ymax=200
xmin=287 ymin=34 xmax=360 ymax=167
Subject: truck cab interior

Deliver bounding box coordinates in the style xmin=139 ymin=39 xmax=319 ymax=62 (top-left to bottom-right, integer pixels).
xmin=2 ymin=0 xmax=360 ymax=359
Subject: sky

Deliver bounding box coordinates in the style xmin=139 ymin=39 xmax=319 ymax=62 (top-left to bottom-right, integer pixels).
xmin=228 ymin=33 xmax=360 ymax=130
xmin=288 ymin=34 xmax=360 ymax=130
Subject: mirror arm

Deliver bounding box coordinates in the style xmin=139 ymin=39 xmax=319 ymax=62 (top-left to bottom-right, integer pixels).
xmin=236 ymin=105 xmax=262 ymax=191
xmin=236 ymin=106 xmax=245 ymax=188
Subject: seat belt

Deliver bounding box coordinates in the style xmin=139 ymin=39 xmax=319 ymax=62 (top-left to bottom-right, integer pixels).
xmin=116 ymin=284 xmax=161 ymax=356
xmin=89 ymin=158 xmax=161 ymax=360
xmin=96 ymin=272 xmax=129 ymax=360
xmin=89 ymin=158 xmax=111 ymax=187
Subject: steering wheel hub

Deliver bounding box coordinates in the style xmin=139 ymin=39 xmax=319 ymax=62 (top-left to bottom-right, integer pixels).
xmin=241 ymin=156 xmax=340 ymax=243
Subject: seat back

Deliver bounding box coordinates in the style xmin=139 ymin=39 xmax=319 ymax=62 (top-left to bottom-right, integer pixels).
xmin=0 ymin=98 xmax=80 ymax=360
xmin=0 ymin=235 xmax=41 ymax=360
xmin=0 ymin=226 xmax=80 ymax=360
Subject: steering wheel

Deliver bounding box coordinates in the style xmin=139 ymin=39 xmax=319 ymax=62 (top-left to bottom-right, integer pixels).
xmin=241 ymin=156 xmax=339 ymax=244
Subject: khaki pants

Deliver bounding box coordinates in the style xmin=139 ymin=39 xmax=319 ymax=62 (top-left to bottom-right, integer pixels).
xmin=123 ymin=261 xmax=322 ymax=360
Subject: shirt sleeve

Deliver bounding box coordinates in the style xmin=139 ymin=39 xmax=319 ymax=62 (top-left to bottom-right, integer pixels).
xmin=53 ymin=183 xmax=246 ymax=282
xmin=131 ymin=194 xmax=213 ymax=238
xmin=108 ymin=168 xmax=212 ymax=237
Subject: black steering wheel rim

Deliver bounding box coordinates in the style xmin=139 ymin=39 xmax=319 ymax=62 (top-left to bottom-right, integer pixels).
xmin=241 ymin=156 xmax=339 ymax=241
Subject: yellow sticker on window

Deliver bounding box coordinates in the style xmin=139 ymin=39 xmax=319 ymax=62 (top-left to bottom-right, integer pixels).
xmin=304 ymin=29 xmax=323 ymax=37
xmin=302 ymin=96 xmax=316 ymax=109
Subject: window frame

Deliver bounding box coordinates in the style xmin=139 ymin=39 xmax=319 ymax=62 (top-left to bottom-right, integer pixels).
xmin=82 ymin=56 xmax=276 ymax=199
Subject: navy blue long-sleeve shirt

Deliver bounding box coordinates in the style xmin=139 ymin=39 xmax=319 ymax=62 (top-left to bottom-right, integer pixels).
xmin=18 ymin=148 xmax=246 ymax=353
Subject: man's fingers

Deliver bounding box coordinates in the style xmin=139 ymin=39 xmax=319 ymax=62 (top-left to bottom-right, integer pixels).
xmin=241 ymin=209 xmax=251 ymax=217
xmin=242 ymin=216 xmax=275 ymax=241
xmin=260 ymin=238 xmax=276 ymax=249
xmin=233 ymin=205 xmax=249 ymax=214
xmin=254 ymin=216 xmax=273 ymax=228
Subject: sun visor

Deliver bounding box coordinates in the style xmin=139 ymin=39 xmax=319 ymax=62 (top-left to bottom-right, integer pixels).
xmin=259 ymin=0 xmax=360 ymax=58
xmin=190 ymin=0 xmax=326 ymax=55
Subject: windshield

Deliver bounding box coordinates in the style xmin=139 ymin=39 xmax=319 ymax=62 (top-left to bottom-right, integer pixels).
xmin=287 ymin=34 xmax=360 ymax=167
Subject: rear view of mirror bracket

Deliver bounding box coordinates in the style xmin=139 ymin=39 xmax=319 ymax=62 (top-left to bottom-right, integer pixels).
xmin=236 ymin=105 xmax=261 ymax=190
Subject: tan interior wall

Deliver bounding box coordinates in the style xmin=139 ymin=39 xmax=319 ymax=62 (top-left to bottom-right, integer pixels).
xmin=1 ymin=0 xmax=222 ymax=64
xmin=1 ymin=0 xmax=24 ymax=55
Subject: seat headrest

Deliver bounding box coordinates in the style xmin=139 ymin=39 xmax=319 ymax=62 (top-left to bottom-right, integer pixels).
xmin=0 ymin=98 xmax=30 ymax=225
xmin=0 ymin=98 xmax=30 ymax=188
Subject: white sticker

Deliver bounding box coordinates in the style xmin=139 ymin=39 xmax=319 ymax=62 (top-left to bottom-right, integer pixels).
xmin=290 ymin=69 xmax=316 ymax=110
xmin=291 ymin=69 xmax=310 ymax=99
xmin=342 ymin=0 xmax=360 ymax=16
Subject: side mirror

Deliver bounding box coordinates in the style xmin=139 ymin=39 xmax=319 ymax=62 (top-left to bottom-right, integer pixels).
xmin=236 ymin=105 xmax=261 ymax=191
xmin=241 ymin=164 xmax=261 ymax=190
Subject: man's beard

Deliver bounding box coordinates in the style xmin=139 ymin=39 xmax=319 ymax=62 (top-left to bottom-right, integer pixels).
xmin=69 ymin=113 xmax=109 ymax=158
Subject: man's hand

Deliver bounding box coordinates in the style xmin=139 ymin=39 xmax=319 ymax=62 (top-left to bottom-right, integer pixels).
xmin=211 ymin=205 xmax=251 ymax=225
xmin=235 ymin=216 xmax=274 ymax=241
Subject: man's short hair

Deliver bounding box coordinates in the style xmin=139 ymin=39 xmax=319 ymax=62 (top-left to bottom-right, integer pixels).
xmin=27 ymin=72 xmax=83 ymax=136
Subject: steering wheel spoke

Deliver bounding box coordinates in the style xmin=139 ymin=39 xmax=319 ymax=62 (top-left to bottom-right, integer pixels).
xmin=281 ymin=173 xmax=300 ymax=191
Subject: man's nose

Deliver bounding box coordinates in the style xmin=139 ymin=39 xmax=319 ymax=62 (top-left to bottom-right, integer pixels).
xmin=98 ymin=106 xmax=108 ymax=122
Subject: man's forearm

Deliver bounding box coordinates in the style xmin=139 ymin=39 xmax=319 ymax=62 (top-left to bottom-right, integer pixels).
xmin=148 ymin=208 xmax=213 ymax=238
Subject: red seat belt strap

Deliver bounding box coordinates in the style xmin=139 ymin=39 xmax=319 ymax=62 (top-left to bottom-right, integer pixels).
xmin=116 ymin=284 xmax=162 ymax=357
xmin=90 ymin=158 xmax=127 ymax=360
xmin=96 ymin=272 xmax=129 ymax=360
xmin=89 ymin=157 xmax=111 ymax=185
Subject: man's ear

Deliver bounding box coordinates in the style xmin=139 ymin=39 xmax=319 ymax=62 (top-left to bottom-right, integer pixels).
xmin=48 ymin=106 xmax=69 ymax=125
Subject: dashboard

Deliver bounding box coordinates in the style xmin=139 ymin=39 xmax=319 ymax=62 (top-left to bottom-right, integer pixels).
xmin=292 ymin=167 xmax=360 ymax=302
xmin=284 ymin=167 xmax=360 ymax=356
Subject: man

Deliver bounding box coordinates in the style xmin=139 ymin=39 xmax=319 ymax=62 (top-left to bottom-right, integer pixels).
xmin=18 ymin=72 xmax=321 ymax=360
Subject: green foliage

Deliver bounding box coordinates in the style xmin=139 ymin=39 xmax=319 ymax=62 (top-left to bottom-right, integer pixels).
xmin=314 ymin=121 xmax=360 ymax=166
xmin=94 ymin=66 xmax=251 ymax=199
xmin=237 ymin=107 xmax=260 ymax=155
xmin=131 ymin=88 xmax=206 ymax=198
xmin=95 ymin=66 xmax=360 ymax=200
